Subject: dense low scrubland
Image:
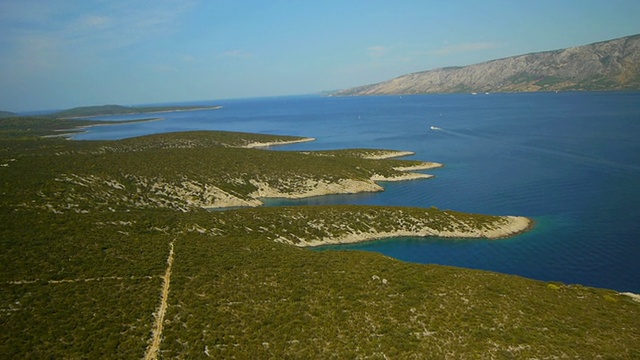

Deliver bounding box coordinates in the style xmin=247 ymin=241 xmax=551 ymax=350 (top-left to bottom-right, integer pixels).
xmin=2 ymin=208 xmax=638 ymax=359
xmin=1 ymin=126 xmax=438 ymax=212
xmin=1 ymin=116 xmax=638 ymax=358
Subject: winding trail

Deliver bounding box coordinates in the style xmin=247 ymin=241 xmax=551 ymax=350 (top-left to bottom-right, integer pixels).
xmin=144 ymin=240 xmax=175 ymax=360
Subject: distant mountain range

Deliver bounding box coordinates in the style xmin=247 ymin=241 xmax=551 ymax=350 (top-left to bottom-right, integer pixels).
xmin=335 ymin=34 xmax=640 ymax=96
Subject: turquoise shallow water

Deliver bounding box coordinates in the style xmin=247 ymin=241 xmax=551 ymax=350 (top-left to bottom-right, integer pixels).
xmin=76 ymin=92 xmax=640 ymax=292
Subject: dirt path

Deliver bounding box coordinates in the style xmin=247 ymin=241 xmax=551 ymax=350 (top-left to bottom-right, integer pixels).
xmin=144 ymin=240 xmax=175 ymax=360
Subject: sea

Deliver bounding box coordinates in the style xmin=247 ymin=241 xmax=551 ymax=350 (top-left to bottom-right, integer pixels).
xmin=73 ymin=92 xmax=640 ymax=293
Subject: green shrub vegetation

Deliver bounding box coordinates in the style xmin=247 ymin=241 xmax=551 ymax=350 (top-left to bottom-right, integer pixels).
xmin=51 ymin=104 xmax=222 ymax=118
xmin=1 ymin=117 xmax=638 ymax=358
xmin=0 ymin=116 xmax=161 ymax=139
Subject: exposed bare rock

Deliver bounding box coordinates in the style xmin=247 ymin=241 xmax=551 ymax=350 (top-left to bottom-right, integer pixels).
xmin=336 ymin=34 xmax=640 ymax=95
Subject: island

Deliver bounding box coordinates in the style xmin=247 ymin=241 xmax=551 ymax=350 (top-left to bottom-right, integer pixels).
xmin=335 ymin=33 xmax=640 ymax=95
xmin=51 ymin=104 xmax=222 ymax=118
xmin=1 ymin=115 xmax=637 ymax=359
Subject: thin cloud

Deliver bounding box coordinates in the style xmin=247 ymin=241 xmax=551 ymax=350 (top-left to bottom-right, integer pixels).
xmin=153 ymin=64 xmax=176 ymax=72
xmin=81 ymin=15 xmax=111 ymax=28
xmin=1 ymin=1 xmax=194 ymax=55
xmin=218 ymin=50 xmax=255 ymax=59
xmin=430 ymin=42 xmax=503 ymax=56
xmin=367 ymin=44 xmax=417 ymax=63
xmin=182 ymin=55 xmax=196 ymax=63
xmin=152 ymin=54 xmax=199 ymax=72
xmin=367 ymin=45 xmax=390 ymax=58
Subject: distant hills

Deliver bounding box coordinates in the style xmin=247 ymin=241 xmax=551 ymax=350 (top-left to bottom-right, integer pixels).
xmin=0 ymin=110 xmax=17 ymax=119
xmin=335 ymin=34 xmax=640 ymax=95
xmin=52 ymin=104 xmax=221 ymax=118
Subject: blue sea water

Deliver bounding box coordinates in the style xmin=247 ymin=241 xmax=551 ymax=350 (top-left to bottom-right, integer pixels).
xmin=74 ymin=92 xmax=640 ymax=293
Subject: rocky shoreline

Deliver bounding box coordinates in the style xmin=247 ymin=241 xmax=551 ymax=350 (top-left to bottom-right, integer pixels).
xmin=242 ymin=137 xmax=316 ymax=148
xmin=211 ymin=161 xmax=441 ymax=208
xmin=293 ymin=216 xmax=533 ymax=247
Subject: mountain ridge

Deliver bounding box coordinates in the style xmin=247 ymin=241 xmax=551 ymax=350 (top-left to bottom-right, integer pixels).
xmin=335 ymin=34 xmax=640 ymax=95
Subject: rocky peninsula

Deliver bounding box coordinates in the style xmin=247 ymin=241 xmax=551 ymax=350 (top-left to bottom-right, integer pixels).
xmin=297 ymin=215 xmax=533 ymax=246
xmin=194 ymin=205 xmax=533 ymax=248
xmin=1 ymin=117 xmax=531 ymax=243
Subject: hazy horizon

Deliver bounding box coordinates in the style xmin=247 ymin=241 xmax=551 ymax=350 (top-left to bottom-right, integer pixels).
xmin=1 ymin=0 xmax=639 ymax=112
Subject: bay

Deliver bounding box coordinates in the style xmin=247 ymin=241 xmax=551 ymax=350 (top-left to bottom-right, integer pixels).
xmin=74 ymin=92 xmax=640 ymax=292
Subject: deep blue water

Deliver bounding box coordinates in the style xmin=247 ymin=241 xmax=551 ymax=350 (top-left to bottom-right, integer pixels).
xmin=74 ymin=92 xmax=640 ymax=292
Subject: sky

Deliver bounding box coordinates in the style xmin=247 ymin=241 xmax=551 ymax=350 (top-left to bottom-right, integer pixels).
xmin=1 ymin=0 xmax=639 ymax=112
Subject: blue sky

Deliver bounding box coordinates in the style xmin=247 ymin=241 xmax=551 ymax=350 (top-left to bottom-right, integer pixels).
xmin=1 ymin=0 xmax=639 ymax=112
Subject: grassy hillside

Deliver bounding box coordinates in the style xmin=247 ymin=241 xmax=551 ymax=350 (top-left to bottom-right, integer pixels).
xmin=1 ymin=118 xmax=638 ymax=358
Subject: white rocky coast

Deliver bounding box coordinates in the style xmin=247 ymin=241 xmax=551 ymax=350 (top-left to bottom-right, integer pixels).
xmin=290 ymin=216 xmax=533 ymax=247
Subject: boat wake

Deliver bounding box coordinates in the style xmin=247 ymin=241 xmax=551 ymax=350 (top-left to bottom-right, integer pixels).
xmin=437 ymin=128 xmax=640 ymax=174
